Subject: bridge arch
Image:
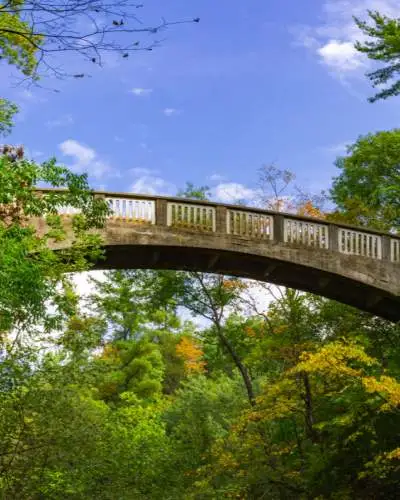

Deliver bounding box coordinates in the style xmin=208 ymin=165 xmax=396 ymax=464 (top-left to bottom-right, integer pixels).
xmin=37 ymin=191 xmax=400 ymax=322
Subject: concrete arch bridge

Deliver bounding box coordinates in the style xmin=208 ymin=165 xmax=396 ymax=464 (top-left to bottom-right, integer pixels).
xmin=36 ymin=191 xmax=400 ymax=322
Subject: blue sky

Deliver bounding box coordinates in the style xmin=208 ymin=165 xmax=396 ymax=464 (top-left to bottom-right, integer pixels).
xmin=2 ymin=0 xmax=400 ymax=204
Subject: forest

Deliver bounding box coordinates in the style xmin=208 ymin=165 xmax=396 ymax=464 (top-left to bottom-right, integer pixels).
xmin=1 ymin=2 xmax=400 ymax=499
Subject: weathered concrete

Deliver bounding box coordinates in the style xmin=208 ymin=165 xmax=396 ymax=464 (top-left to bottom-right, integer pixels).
xmin=32 ymin=190 xmax=400 ymax=322
xmin=44 ymin=217 xmax=400 ymax=322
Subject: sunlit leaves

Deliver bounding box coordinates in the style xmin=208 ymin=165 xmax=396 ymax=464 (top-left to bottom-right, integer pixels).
xmin=330 ymin=130 xmax=400 ymax=231
xmin=176 ymin=336 xmax=206 ymax=374
xmin=0 ymin=2 xmax=42 ymax=77
xmin=0 ymin=148 xmax=108 ymax=335
xmin=355 ymin=11 xmax=400 ymax=102
xmin=0 ymin=98 xmax=18 ymax=136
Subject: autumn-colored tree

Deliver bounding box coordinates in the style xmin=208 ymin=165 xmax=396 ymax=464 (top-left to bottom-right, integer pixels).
xmin=297 ymin=200 xmax=325 ymax=219
xmin=176 ymin=336 xmax=206 ymax=374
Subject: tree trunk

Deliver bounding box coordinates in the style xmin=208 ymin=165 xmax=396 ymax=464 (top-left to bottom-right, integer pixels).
xmin=215 ymin=324 xmax=255 ymax=406
xmin=302 ymin=372 xmax=317 ymax=442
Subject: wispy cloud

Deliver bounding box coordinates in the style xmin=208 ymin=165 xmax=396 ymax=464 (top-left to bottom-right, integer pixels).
xmin=294 ymin=0 xmax=400 ymax=78
xmin=322 ymin=140 xmax=352 ymax=155
xmin=208 ymin=173 xmax=226 ymax=182
xmin=129 ymin=167 xmax=159 ymax=176
xmin=212 ymin=182 xmax=258 ymax=204
xmin=130 ymin=87 xmax=153 ymax=96
xmin=163 ymin=107 xmax=181 ymax=117
xmin=131 ymin=175 xmax=176 ymax=195
xmin=140 ymin=142 xmax=152 ymax=152
xmin=59 ymin=139 xmax=117 ymax=179
xmin=19 ymin=89 xmax=47 ymax=103
xmin=46 ymin=114 xmax=74 ymax=128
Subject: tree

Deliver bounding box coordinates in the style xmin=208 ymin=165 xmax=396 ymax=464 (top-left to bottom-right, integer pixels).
xmin=177 ymin=182 xmax=211 ymax=201
xmin=176 ymin=336 xmax=206 ymax=374
xmin=355 ymin=10 xmax=400 ymax=102
xmin=330 ymin=130 xmax=400 ymax=232
xmin=191 ymin=292 xmax=400 ymax=499
xmin=0 ymin=2 xmax=198 ymax=135
xmin=179 ymin=272 xmax=255 ymax=405
xmin=0 ymin=145 xmax=108 ymax=336
xmin=0 ymin=1 xmax=199 ymax=80
xmin=0 ymin=98 xmax=18 ymax=136
xmin=258 ymin=164 xmax=296 ymax=211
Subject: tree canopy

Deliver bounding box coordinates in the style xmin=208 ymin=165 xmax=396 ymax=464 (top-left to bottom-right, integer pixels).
xmin=330 ymin=129 xmax=400 ymax=232
xmin=355 ymin=10 xmax=400 ymax=102
xmin=0 ymin=2 xmax=400 ymax=499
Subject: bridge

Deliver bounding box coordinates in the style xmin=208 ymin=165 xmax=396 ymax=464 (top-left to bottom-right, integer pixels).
xmin=34 ymin=190 xmax=400 ymax=322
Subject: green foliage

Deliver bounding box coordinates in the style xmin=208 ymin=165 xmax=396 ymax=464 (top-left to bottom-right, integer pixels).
xmin=177 ymin=181 xmax=211 ymax=200
xmin=355 ymin=10 xmax=400 ymax=102
xmin=330 ymin=130 xmax=400 ymax=231
xmin=0 ymin=0 xmax=42 ymax=77
xmin=0 ymin=148 xmax=109 ymax=335
xmin=95 ymin=339 xmax=164 ymax=402
xmin=0 ymin=98 xmax=18 ymax=136
xmin=0 ymin=165 xmax=400 ymax=498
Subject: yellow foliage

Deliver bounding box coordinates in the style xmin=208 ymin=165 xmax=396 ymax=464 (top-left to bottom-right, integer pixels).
xmin=254 ymin=378 xmax=300 ymax=421
xmin=386 ymin=448 xmax=400 ymax=460
xmin=297 ymin=200 xmax=325 ymax=219
xmin=222 ymin=279 xmax=247 ymax=291
xmin=290 ymin=342 xmax=377 ymax=378
xmin=244 ymin=326 xmax=256 ymax=337
xmin=273 ymin=324 xmax=288 ymax=335
xmin=99 ymin=344 xmax=120 ymax=362
xmin=362 ymin=375 xmax=400 ymax=411
xmin=176 ymin=336 xmax=206 ymax=374
xmin=359 ymin=447 xmax=400 ymax=481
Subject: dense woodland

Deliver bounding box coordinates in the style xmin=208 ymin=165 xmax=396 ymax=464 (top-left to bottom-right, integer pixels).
xmin=1 ymin=2 xmax=400 ymax=499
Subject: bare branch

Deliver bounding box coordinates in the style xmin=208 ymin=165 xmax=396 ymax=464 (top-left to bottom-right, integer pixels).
xmin=1 ymin=1 xmax=199 ymax=81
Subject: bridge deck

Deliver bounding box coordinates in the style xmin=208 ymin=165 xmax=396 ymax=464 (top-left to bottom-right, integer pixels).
xmin=35 ymin=190 xmax=400 ymax=322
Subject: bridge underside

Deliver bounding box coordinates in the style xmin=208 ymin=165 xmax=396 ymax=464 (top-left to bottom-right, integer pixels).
xmin=96 ymin=243 xmax=400 ymax=322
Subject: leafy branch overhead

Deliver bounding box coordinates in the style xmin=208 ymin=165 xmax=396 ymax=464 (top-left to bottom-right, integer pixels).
xmin=355 ymin=10 xmax=400 ymax=102
xmin=0 ymin=0 xmax=200 ymax=79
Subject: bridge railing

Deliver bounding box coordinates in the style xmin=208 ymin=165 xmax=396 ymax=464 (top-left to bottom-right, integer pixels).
xmin=283 ymin=218 xmax=329 ymax=249
xmin=34 ymin=189 xmax=400 ymax=264
xmin=227 ymin=209 xmax=273 ymax=239
xmin=338 ymin=228 xmax=382 ymax=259
xmin=167 ymin=202 xmax=215 ymax=231
xmin=392 ymin=238 xmax=400 ymax=262
xmin=107 ymin=197 xmax=155 ymax=224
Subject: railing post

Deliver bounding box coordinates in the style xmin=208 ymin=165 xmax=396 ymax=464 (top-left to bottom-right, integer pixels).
xmin=273 ymin=214 xmax=285 ymax=243
xmin=382 ymin=235 xmax=391 ymax=261
xmin=216 ymin=206 xmax=227 ymax=234
xmin=329 ymin=224 xmax=339 ymax=252
xmin=155 ymin=199 xmax=167 ymax=226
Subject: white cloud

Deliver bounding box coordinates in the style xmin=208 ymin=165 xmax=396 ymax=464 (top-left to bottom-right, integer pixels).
xmin=208 ymin=173 xmax=226 ymax=182
xmin=295 ymin=0 xmax=400 ymax=76
xmin=129 ymin=167 xmax=159 ymax=176
xmin=163 ymin=107 xmax=181 ymax=116
xmin=60 ymin=139 xmax=95 ymax=165
xmin=46 ymin=114 xmax=74 ymax=128
xmin=131 ymin=176 xmax=176 ymax=195
xmin=130 ymin=87 xmax=153 ymax=96
xmin=24 ymin=148 xmax=44 ymax=160
xmin=19 ymin=89 xmax=47 ymax=103
xmin=212 ymin=182 xmax=258 ymax=203
xmin=59 ymin=139 xmax=115 ymax=179
xmin=317 ymin=40 xmax=365 ymax=72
